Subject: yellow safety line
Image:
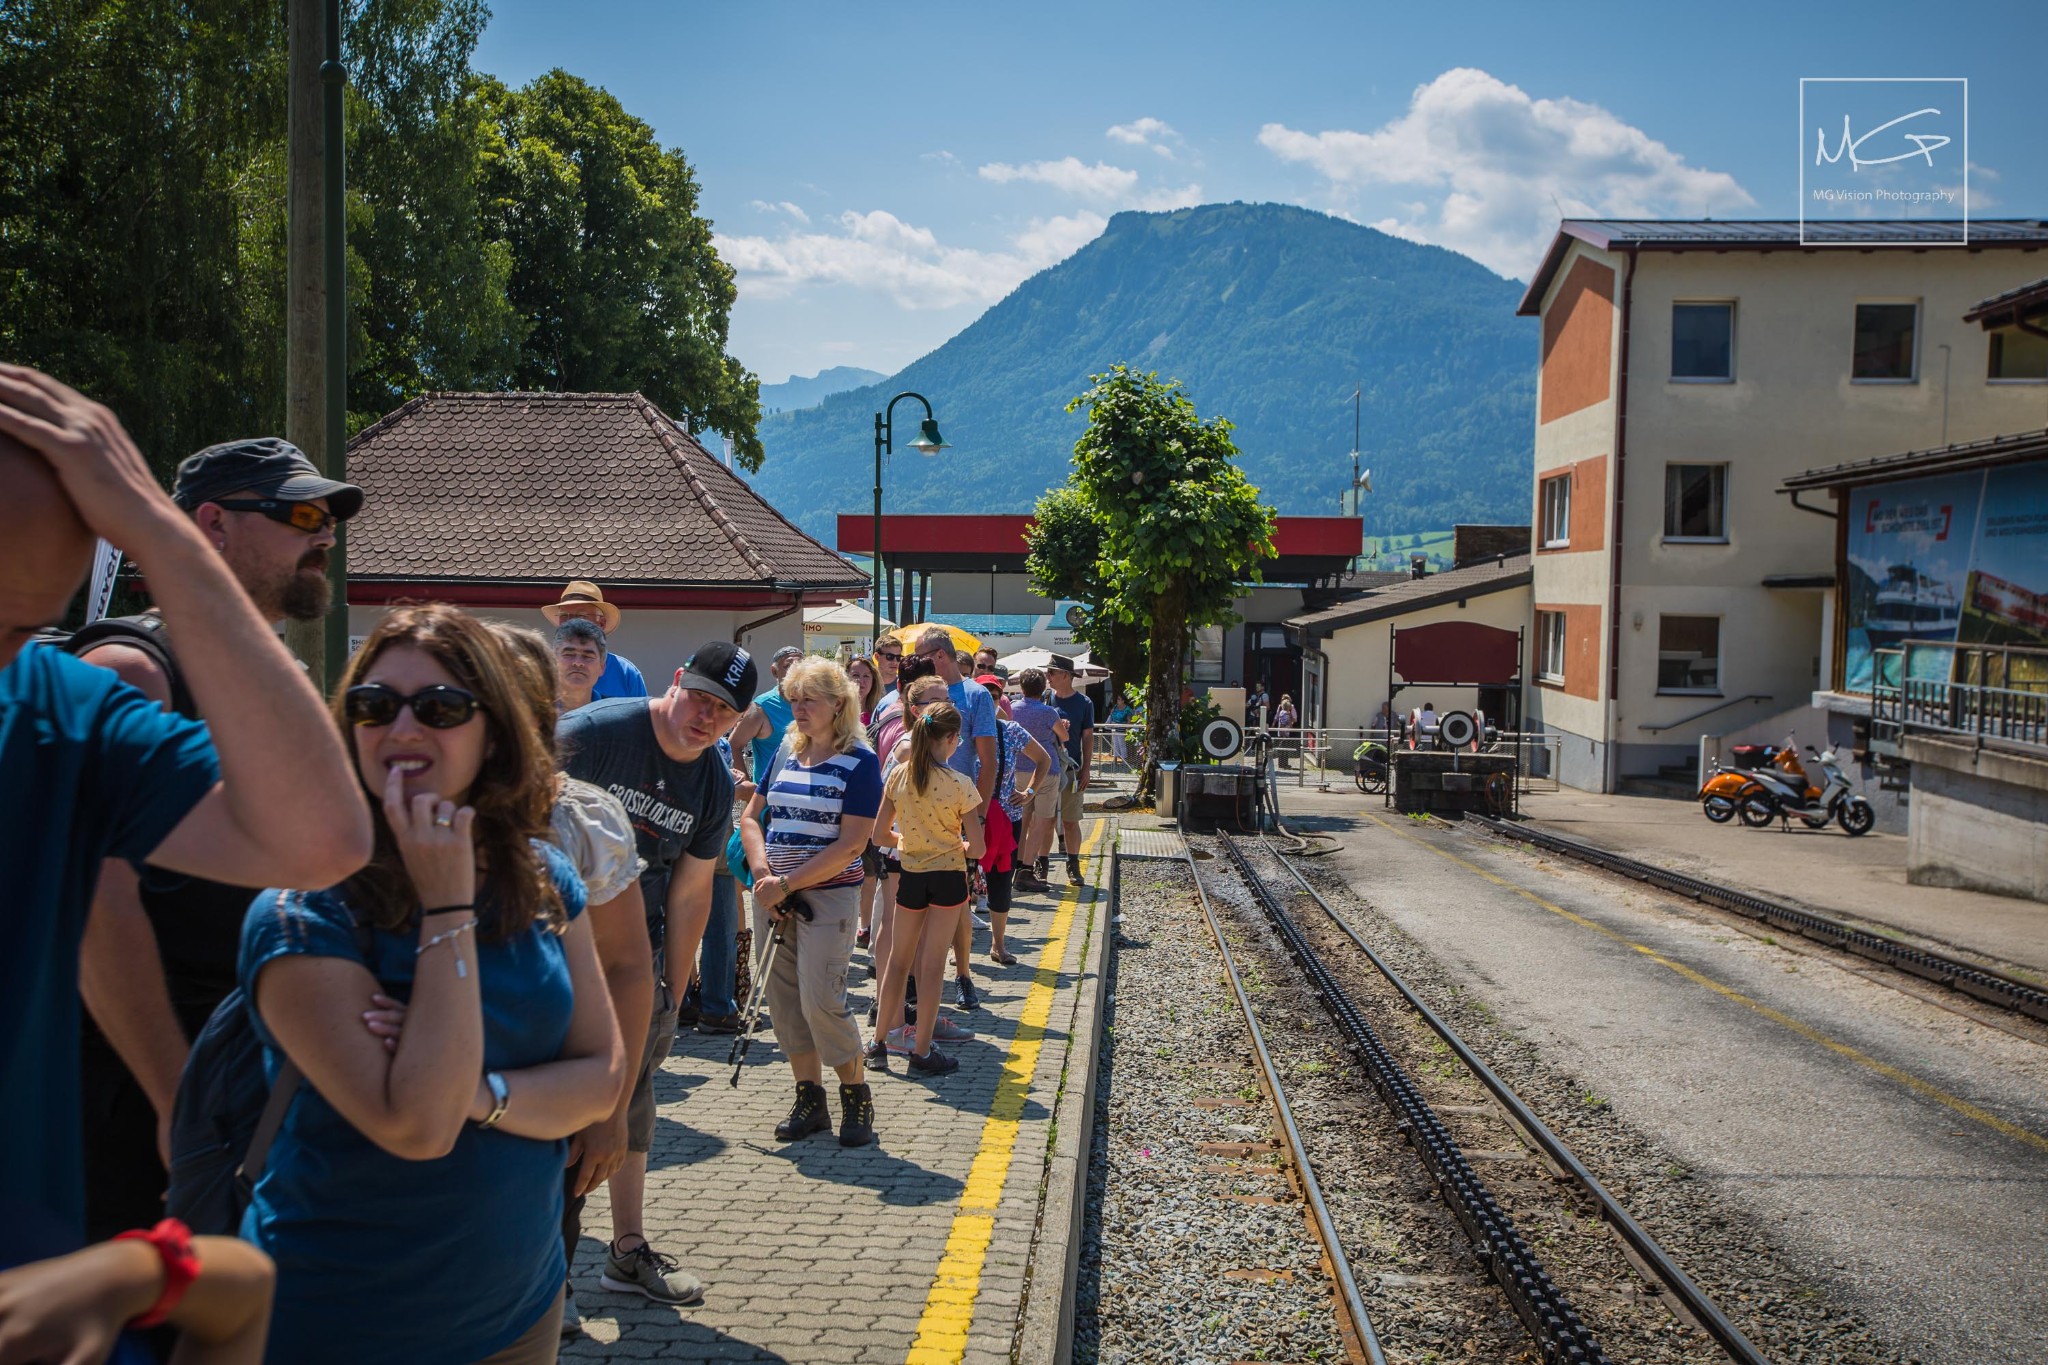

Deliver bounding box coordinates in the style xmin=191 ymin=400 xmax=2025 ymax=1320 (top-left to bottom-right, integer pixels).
xmin=905 ymin=821 xmax=1107 ymax=1365
xmin=1365 ymin=812 xmax=2048 ymax=1157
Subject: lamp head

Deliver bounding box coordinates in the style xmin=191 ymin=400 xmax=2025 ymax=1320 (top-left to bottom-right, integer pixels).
xmin=910 ymin=418 xmax=948 ymax=455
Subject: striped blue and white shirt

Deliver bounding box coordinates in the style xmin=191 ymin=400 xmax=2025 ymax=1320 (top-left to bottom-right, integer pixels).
xmin=763 ymin=742 xmax=884 ymax=889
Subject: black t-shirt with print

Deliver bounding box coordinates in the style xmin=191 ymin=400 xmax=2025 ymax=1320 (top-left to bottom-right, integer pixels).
xmin=558 ymin=698 xmax=732 ymax=947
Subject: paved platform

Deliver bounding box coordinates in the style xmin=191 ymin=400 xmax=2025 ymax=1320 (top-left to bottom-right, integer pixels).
xmin=563 ymin=821 xmax=1114 ymax=1365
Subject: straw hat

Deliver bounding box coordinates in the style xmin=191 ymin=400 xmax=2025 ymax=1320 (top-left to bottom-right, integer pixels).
xmin=541 ymin=580 xmax=622 ymax=633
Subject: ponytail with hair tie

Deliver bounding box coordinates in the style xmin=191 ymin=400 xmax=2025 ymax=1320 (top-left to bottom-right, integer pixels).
xmin=908 ymin=700 xmax=962 ymax=795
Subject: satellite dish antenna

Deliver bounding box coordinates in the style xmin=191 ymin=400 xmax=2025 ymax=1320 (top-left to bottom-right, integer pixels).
xmin=1199 ymin=716 xmax=1245 ymax=760
xmin=1438 ymin=710 xmax=1478 ymax=750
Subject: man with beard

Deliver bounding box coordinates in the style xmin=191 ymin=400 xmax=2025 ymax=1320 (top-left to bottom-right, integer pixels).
xmin=72 ymin=436 xmax=363 ymax=1241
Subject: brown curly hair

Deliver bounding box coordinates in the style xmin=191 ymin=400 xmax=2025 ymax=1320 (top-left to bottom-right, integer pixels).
xmin=334 ymin=604 xmax=564 ymax=941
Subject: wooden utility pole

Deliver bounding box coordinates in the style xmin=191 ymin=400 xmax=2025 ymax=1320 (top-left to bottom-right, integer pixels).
xmin=283 ymin=0 xmax=348 ymax=687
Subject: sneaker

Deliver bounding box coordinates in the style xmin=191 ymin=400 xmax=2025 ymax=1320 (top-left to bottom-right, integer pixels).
xmin=599 ymin=1240 xmax=705 ymax=1306
xmin=865 ymin=1036 xmax=890 ymax=1067
xmin=838 ymin=1082 xmax=876 ymax=1147
xmin=883 ymin=1025 xmax=916 ymax=1055
xmin=773 ymin=1080 xmax=830 ymax=1141
xmin=931 ymin=1015 xmax=975 ymax=1042
xmin=856 ymin=927 xmax=871 ymax=950
xmin=971 ymin=910 xmax=991 ymax=930
xmin=560 ymin=1285 xmax=583 ymax=1339
xmin=954 ymin=976 xmax=981 ymax=1012
xmin=695 ymin=1012 xmax=742 ymax=1035
xmin=906 ymin=1045 xmax=959 ymax=1076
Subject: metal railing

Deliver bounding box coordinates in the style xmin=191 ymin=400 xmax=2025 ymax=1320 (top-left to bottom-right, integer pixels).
xmin=1087 ymin=723 xmax=1563 ymax=794
xmin=1871 ymin=643 xmax=2048 ymax=756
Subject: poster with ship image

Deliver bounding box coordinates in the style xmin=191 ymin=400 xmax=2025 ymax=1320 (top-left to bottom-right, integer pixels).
xmin=1843 ymin=463 xmax=2048 ymax=691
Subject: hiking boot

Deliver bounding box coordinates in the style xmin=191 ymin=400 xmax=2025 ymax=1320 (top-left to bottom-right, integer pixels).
xmin=838 ymin=1082 xmax=876 ymax=1147
xmin=1015 ymin=869 xmax=1044 ymax=893
xmin=559 ymin=1285 xmax=583 ymax=1339
xmin=1034 ymin=856 xmax=1050 ymax=882
xmin=773 ymin=1080 xmax=830 ymax=1141
xmin=599 ymin=1240 xmax=705 ymax=1306
xmin=954 ymin=976 xmax=981 ymax=1011
xmin=931 ymin=1015 xmax=975 ymax=1042
xmin=1066 ymin=855 xmax=1084 ymax=884
xmin=906 ymin=1045 xmax=959 ymax=1077
xmin=695 ymin=1012 xmax=742 ymax=1035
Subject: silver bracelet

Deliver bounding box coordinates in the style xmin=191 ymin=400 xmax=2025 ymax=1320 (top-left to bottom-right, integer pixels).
xmin=417 ymin=916 xmax=479 ymax=979
xmin=478 ymin=1070 xmax=509 ymax=1129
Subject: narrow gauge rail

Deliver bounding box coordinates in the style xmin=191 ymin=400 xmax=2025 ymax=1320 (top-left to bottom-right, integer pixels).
xmin=1178 ymin=843 xmax=1389 ymax=1365
xmin=1195 ymin=836 xmax=1611 ymax=1365
xmin=1243 ymin=832 xmax=1775 ymax=1365
xmin=1464 ymin=813 xmax=2048 ymax=1023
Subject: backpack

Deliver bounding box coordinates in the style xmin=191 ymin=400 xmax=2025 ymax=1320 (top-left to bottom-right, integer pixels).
xmin=164 ymin=907 xmax=377 ymax=1235
xmin=58 ymin=611 xmax=198 ymax=718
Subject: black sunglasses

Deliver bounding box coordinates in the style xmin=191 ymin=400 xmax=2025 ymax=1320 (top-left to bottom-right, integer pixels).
xmin=212 ymin=498 xmax=338 ymax=534
xmin=345 ymin=683 xmax=482 ymax=729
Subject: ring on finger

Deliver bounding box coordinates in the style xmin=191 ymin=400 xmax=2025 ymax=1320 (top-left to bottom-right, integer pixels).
xmin=434 ymin=808 xmax=455 ymax=828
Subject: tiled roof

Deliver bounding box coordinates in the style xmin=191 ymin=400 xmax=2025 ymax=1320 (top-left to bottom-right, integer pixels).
xmin=1782 ymin=428 xmax=2048 ymax=491
xmin=1964 ymin=274 xmax=2048 ymax=324
xmin=1517 ymin=218 xmax=2048 ymax=316
xmin=1287 ymin=552 xmax=1532 ymax=637
xmin=345 ymin=392 xmax=866 ymax=590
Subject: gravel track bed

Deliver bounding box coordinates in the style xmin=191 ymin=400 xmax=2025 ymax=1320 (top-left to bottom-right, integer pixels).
xmin=1074 ymin=860 xmax=1348 ymax=1365
xmin=1257 ymin=838 xmax=1909 ymax=1365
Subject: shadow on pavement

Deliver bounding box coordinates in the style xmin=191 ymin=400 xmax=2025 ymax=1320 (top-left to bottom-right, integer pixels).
xmin=750 ymin=1135 xmax=966 ymax=1206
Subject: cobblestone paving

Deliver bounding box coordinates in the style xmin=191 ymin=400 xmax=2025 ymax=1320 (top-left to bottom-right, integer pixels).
xmin=564 ymin=824 xmax=1108 ymax=1365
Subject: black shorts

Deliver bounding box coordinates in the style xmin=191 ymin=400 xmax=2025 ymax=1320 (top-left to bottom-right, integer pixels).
xmin=896 ymin=868 xmax=969 ymax=910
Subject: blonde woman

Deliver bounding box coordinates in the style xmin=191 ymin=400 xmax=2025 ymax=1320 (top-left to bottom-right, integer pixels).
xmin=738 ymin=658 xmax=882 ymax=1147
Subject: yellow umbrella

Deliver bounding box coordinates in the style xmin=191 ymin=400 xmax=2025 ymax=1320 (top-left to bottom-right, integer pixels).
xmin=883 ymin=621 xmax=982 ymax=655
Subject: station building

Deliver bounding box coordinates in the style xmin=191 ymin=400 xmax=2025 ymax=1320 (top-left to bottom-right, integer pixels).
xmin=343 ymin=391 xmax=867 ymax=680
xmin=1517 ymin=219 xmax=2048 ymax=792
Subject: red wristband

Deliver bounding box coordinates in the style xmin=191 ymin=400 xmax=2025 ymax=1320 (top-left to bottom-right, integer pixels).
xmin=113 ymin=1218 xmax=201 ymax=1329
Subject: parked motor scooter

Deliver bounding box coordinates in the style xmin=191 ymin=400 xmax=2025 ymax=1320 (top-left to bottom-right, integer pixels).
xmin=1697 ymin=743 xmax=1810 ymax=823
xmin=1738 ymin=745 xmax=1875 ymax=836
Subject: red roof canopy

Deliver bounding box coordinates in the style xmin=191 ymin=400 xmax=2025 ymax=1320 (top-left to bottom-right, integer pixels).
xmin=837 ymin=514 xmax=1359 ymax=558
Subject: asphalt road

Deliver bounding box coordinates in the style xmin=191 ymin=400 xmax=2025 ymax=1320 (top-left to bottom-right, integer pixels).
xmin=1286 ymin=802 xmax=2048 ymax=1365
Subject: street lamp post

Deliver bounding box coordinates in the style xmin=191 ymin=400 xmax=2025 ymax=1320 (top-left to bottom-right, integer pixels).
xmin=872 ymin=391 xmax=948 ymax=649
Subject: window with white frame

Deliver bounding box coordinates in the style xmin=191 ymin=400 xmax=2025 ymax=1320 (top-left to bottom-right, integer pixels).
xmin=1663 ymin=464 xmax=1728 ymax=541
xmin=1657 ymin=616 xmax=1721 ymax=694
xmin=1539 ymin=473 xmax=1571 ymax=548
xmin=1988 ymin=323 xmax=2048 ymax=381
xmin=1852 ymin=302 xmax=1919 ymax=381
xmin=1671 ymin=302 xmax=1734 ymax=380
xmin=1536 ymin=611 xmax=1566 ymax=683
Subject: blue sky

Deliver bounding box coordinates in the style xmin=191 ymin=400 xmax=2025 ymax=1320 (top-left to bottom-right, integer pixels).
xmin=474 ymin=0 xmax=2043 ymax=386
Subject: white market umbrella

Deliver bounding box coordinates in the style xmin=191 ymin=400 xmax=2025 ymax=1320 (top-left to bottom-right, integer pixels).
xmin=999 ymin=646 xmax=1111 ymax=681
xmin=805 ymin=599 xmax=894 ymax=632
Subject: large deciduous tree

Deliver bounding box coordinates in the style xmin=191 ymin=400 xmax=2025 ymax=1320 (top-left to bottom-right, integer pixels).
xmin=476 ymin=70 xmax=763 ymax=469
xmin=1023 ymin=484 xmax=1144 ymax=688
xmin=1061 ymin=365 xmax=1276 ymax=794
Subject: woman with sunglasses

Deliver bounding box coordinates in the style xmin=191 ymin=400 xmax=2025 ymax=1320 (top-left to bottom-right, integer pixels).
xmin=239 ymin=605 xmax=625 ymax=1364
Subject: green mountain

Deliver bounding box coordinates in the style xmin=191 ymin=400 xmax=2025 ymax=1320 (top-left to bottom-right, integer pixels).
xmin=758 ymin=365 xmax=885 ymax=415
xmin=747 ymin=202 xmax=1536 ymax=540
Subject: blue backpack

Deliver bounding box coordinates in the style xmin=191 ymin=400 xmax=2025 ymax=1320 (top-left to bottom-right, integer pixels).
xmin=164 ymin=910 xmax=376 ymax=1235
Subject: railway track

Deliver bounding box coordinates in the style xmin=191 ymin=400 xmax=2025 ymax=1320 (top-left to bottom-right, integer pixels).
xmin=1185 ymin=829 xmax=1776 ymax=1365
xmin=1464 ymin=813 xmax=2048 ymax=1023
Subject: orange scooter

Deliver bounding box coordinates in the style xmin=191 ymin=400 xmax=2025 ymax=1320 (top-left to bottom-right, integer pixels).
xmin=1696 ymin=742 xmax=1817 ymax=824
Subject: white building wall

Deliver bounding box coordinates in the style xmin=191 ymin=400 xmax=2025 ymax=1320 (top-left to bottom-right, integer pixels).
xmin=1315 ymin=587 xmax=1532 ymax=731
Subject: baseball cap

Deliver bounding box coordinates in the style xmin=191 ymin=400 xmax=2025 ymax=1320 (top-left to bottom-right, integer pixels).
xmin=771 ymin=645 xmax=805 ymax=665
xmin=678 ymin=641 xmax=759 ymax=712
xmin=172 ymin=437 xmax=364 ymax=519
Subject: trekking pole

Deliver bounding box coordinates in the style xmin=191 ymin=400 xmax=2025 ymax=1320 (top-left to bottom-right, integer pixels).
xmin=727 ymin=892 xmax=816 ymax=1087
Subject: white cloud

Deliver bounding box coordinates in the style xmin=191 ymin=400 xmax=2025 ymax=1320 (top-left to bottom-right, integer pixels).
xmin=749 ymin=199 xmax=810 ymax=224
xmin=978 ymin=156 xmax=1140 ymax=200
xmin=716 ymin=208 xmax=1109 ymax=310
xmin=1259 ymin=68 xmax=1754 ymax=278
xmin=1107 ymin=117 xmax=1181 ymax=158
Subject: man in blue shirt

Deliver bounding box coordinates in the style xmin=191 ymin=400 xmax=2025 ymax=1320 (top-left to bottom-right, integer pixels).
xmin=0 ymin=363 xmax=370 ymax=1267
xmin=1047 ymin=655 xmax=1097 ymax=884
xmin=917 ymin=627 xmax=997 ymax=813
xmin=543 ymin=580 xmax=648 ymax=701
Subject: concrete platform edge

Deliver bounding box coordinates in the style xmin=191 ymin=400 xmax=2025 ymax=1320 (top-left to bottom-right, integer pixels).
xmin=1014 ymin=820 xmax=1117 ymax=1365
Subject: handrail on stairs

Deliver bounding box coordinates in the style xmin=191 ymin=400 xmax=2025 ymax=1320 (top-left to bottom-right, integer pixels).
xmin=1639 ymin=693 xmax=1773 ymax=734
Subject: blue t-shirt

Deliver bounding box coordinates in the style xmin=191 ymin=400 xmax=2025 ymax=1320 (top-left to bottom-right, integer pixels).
xmin=763 ymin=743 xmax=883 ymax=889
xmin=946 ymin=679 xmax=999 ymax=788
xmin=0 ymin=645 xmax=219 ymax=1263
xmin=239 ymin=846 xmax=587 ymax=1365
xmin=591 ymin=650 xmax=648 ymax=702
xmin=1051 ymin=690 xmax=1096 ymax=766
xmin=748 ymin=686 xmax=793 ymax=782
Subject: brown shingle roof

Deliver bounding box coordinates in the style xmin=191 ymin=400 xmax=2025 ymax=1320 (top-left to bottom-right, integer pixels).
xmin=345 ymin=392 xmax=866 ymax=590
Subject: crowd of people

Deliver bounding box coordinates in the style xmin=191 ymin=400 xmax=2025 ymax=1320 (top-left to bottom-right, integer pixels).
xmin=0 ymin=363 xmax=1102 ymax=1364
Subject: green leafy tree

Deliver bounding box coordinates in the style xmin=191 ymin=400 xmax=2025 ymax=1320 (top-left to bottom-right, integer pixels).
xmin=476 ymin=70 xmax=762 ymax=467
xmin=1065 ymin=364 xmax=1276 ymax=794
xmin=1022 ymin=484 xmax=1143 ymax=686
